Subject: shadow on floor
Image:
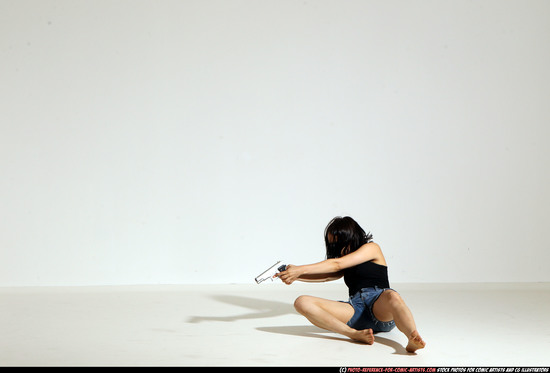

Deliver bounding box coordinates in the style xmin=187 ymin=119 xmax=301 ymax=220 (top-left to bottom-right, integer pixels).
xmin=256 ymin=324 xmax=351 ymax=342
xmin=187 ymin=294 xmax=295 ymax=323
xmin=257 ymin=325 xmax=410 ymax=355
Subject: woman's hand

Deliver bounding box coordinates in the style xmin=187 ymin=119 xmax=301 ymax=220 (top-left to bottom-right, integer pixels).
xmin=275 ymin=264 xmax=303 ymax=285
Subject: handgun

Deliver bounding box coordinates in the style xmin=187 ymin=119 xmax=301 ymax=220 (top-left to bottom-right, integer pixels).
xmin=255 ymin=261 xmax=287 ymax=284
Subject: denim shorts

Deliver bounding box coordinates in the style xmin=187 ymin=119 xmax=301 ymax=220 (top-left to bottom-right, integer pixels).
xmin=343 ymin=286 xmax=396 ymax=332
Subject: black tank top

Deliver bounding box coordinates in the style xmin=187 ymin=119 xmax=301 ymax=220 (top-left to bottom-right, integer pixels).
xmin=344 ymin=261 xmax=390 ymax=296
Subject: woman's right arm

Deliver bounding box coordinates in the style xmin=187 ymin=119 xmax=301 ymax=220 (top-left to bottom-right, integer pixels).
xmin=295 ymin=271 xmax=344 ymax=283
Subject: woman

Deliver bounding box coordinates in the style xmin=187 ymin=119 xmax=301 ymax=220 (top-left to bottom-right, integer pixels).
xmin=276 ymin=216 xmax=425 ymax=353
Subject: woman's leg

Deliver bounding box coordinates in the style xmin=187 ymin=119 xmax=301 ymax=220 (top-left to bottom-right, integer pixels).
xmin=371 ymin=290 xmax=426 ymax=352
xmin=294 ymin=295 xmax=375 ymax=344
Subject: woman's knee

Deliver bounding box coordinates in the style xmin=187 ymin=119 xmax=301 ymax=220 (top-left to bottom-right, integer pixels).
xmin=294 ymin=295 xmax=315 ymax=315
xmin=373 ymin=290 xmax=405 ymax=321
xmin=385 ymin=290 xmax=405 ymax=308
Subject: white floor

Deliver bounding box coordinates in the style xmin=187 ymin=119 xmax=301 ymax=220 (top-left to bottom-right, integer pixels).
xmin=1 ymin=282 xmax=549 ymax=367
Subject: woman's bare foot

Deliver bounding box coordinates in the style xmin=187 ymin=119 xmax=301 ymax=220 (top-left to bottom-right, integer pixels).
xmin=406 ymin=330 xmax=426 ymax=353
xmin=351 ymin=328 xmax=375 ymax=344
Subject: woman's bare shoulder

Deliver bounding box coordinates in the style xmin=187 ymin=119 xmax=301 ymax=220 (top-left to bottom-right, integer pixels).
xmin=363 ymin=242 xmax=387 ymax=266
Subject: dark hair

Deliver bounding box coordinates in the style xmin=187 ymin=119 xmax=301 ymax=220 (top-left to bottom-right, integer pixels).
xmin=324 ymin=216 xmax=373 ymax=259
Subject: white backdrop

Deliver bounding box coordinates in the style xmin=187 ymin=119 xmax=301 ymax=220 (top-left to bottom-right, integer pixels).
xmin=1 ymin=0 xmax=549 ymax=286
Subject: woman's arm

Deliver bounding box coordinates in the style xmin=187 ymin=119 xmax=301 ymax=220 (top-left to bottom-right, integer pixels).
xmin=295 ymin=271 xmax=344 ymax=283
xmin=276 ymin=242 xmax=384 ymax=285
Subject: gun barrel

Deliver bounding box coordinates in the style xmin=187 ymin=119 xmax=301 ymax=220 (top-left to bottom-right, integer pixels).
xmin=255 ymin=261 xmax=284 ymax=284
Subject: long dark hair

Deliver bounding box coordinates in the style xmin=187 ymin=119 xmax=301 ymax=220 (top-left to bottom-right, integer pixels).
xmin=324 ymin=216 xmax=373 ymax=259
